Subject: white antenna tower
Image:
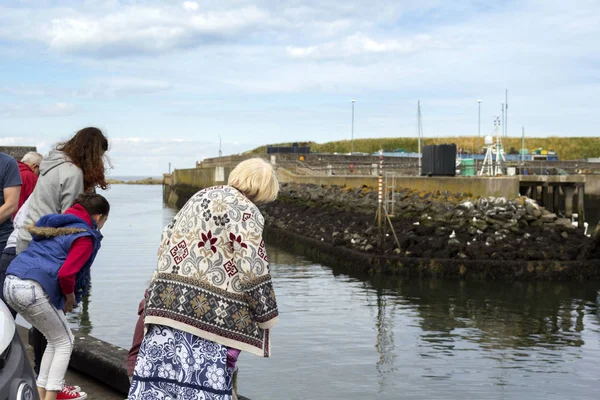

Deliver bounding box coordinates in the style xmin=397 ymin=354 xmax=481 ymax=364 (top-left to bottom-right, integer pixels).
xmin=478 ymin=117 xmax=506 ymax=176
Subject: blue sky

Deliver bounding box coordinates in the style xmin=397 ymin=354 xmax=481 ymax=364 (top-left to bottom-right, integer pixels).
xmin=0 ymin=0 xmax=599 ymax=175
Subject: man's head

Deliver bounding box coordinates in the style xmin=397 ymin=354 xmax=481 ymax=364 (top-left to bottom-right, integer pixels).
xmin=21 ymin=152 xmax=43 ymax=176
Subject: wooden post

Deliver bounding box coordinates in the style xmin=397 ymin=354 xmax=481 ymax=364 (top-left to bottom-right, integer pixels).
xmin=553 ymin=185 xmax=560 ymax=213
xmin=578 ymin=184 xmax=585 ymax=229
xmin=378 ymin=150 xmax=383 ymax=249
xmin=541 ymin=185 xmax=548 ymax=207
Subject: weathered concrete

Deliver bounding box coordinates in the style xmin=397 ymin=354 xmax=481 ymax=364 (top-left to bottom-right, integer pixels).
xmin=0 ymin=146 xmax=37 ymax=160
xmin=165 ymin=166 xmax=522 ymax=208
xmin=584 ymin=174 xmax=600 ymax=196
xmin=20 ymin=325 xmax=251 ymax=399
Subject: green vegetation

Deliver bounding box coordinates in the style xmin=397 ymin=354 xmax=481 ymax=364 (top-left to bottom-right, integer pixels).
xmin=107 ymin=177 xmax=163 ymax=185
xmin=247 ymin=137 xmax=600 ymax=160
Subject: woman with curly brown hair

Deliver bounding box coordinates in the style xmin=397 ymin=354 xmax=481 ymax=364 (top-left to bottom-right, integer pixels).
xmin=14 ymin=127 xmax=109 ymax=399
xmin=17 ymin=127 xmax=109 ymax=252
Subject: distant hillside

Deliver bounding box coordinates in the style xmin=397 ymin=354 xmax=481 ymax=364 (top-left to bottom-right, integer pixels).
xmin=247 ymin=137 xmax=600 ymax=160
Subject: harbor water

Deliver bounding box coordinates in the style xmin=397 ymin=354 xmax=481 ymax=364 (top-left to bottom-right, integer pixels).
xmin=71 ymin=185 xmax=600 ymax=400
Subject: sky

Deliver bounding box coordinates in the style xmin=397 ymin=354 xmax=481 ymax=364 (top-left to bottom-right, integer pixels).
xmin=0 ymin=0 xmax=598 ymax=176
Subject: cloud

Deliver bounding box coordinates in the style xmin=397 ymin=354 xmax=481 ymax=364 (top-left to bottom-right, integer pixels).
xmin=183 ymin=2 xmax=199 ymax=12
xmin=105 ymin=137 xmax=251 ymax=176
xmin=0 ymin=102 xmax=78 ymax=118
xmin=43 ymin=5 xmax=271 ymax=58
xmin=286 ymin=33 xmax=444 ymax=59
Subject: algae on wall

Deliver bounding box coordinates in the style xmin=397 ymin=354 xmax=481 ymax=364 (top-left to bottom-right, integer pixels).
xmin=164 ymin=166 xmax=234 ymax=208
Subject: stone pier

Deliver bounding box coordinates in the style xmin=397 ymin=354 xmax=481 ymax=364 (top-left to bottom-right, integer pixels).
xmin=519 ymin=175 xmax=586 ymax=227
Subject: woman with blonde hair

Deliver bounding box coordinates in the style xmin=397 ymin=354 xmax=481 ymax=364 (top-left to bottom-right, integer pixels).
xmin=128 ymin=158 xmax=280 ymax=400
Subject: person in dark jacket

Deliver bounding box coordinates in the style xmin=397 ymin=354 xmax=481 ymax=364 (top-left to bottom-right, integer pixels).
xmin=4 ymin=193 xmax=109 ymax=400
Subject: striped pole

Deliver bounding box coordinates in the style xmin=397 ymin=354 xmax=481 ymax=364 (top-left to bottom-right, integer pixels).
xmin=378 ymin=149 xmax=383 ymax=249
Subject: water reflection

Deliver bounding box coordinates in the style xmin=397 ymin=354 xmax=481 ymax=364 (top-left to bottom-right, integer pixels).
xmin=67 ymin=186 xmax=600 ymax=399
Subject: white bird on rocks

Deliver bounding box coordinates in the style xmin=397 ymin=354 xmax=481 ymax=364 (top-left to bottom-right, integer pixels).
xmin=413 ymin=222 xmax=420 ymax=225
xmin=473 ymin=217 xmax=477 ymax=222
xmin=449 ymin=230 xmax=456 ymax=239
xmin=351 ymin=238 xmax=356 ymax=244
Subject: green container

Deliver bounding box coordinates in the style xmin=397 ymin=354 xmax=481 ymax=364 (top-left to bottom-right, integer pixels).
xmin=462 ymin=158 xmax=475 ymax=176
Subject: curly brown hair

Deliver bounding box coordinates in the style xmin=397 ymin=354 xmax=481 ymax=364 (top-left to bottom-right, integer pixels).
xmin=56 ymin=127 xmax=109 ymax=190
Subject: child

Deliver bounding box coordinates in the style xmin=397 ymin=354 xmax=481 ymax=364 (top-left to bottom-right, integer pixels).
xmin=4 ymin=193 xmax=109 ymax=400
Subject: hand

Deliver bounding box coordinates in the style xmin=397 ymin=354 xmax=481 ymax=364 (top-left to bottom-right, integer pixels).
xmin=64 ymin=293 xmax=76 ymax=313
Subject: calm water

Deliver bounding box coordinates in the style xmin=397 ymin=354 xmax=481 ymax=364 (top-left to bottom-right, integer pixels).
xmin=72 ymin=185 xmax=600 ymax=399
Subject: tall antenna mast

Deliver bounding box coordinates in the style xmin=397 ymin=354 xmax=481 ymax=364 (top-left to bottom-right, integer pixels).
xmin=521 ymin=126 xmax=525 ymax=170
xmin=501 ymin=103 xmax=505 ymax=139
xmin=417 ymin=101 xmax=422 ymax=174
xmin=218 ymin=135 xmax=222 ymax=157
xmin=505 ymin=89 xmax=508 ymax=138
xmin=417 ymin=101 xmax=424 ymax=175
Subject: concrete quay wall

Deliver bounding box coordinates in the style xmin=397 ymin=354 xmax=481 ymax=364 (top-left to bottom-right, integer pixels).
xmin=0 ymin=146 xmax=37 ymax=160
xmin=165 ymin=166 xmax=521 ymax=207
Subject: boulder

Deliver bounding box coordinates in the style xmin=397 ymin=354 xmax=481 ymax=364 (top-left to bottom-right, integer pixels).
xmin=541 ymin=213 xmax=557 ymax=223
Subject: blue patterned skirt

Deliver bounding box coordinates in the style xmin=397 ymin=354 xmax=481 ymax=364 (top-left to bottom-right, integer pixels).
xmin=128 ymin=325 xmax=233 ymax=400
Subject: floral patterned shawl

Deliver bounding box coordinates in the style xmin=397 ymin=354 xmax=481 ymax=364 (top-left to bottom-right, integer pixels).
xmin=144 ymin=185 xmax=279 ymax=357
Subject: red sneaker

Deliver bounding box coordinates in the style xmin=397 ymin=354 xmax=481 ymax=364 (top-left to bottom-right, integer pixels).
xmin=57 ymin=388 xmax=87 ymax=400
xmin=63 ymin=385 xmax=82 ymax=393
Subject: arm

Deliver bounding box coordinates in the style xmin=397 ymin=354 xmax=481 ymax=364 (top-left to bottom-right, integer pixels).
xmin=57 ymin=237 xmax=93 ymax=297
xmin=238 ymin=212 xmax=279 ymax=330
xmin=0 ymin=157 xmax=22 ymax=224
xmin=60 ymin=168 xmax=84 ymax=213
xmin=0 ymin=186 xmax=20 ymax=224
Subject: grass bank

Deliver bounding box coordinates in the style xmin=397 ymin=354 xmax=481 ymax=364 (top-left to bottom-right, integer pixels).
xmin=248 ymin=137 xmax=600 ymax=160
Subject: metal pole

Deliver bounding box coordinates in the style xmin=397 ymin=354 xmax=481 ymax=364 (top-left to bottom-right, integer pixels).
xmin=505 ymin=89 xmax=508 ymax=138
xmin=218 ymin=136 xmax=223 ymax=157
xmin=521 ymin=126 xmax=525 ymax=171
xmin=351 ymin=99 xmax=355 ymax=154
xmin=477 ymin=100 xmax=481 ymax=138
xmin=501 ymin=103 xmax=505 ymax=140
xmin=378 ymin=150 xmax=383 ymax=249
xmin=417 ymin=101 xmax=421 ymax=175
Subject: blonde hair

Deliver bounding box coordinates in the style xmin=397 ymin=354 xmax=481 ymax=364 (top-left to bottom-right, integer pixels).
xmin=228 ymin=158 xmax=279 ymax=204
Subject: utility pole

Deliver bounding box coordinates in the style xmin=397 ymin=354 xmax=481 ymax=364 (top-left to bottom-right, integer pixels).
xmin=477 ymin=100 xmax=482 ymax=139
xmin=501 ymin=103 xmax=505 ymax=140
xmin=521 ymin=126 xmax=525 ymax=170
xmin=351 ymin=99 xmax=356 ymax=154
xmin=218 ymin=135 xmax=223 ymax=157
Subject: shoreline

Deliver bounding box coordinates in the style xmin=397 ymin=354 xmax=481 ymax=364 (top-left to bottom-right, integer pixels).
xmin=107 ymin=177 xmax=163 ymax=185
xmin=264 ymin=226 xmax=600 ymax=280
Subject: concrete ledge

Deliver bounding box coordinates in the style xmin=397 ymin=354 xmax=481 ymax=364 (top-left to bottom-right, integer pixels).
xmin=69 ymin=332 xmax=131 ymax=394
xmin=52 ymin=330 xmax=251 ymax=399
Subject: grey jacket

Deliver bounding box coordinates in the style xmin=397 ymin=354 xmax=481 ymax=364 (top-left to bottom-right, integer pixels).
xmin=17 ymin=150 xmax=84 ymax=252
